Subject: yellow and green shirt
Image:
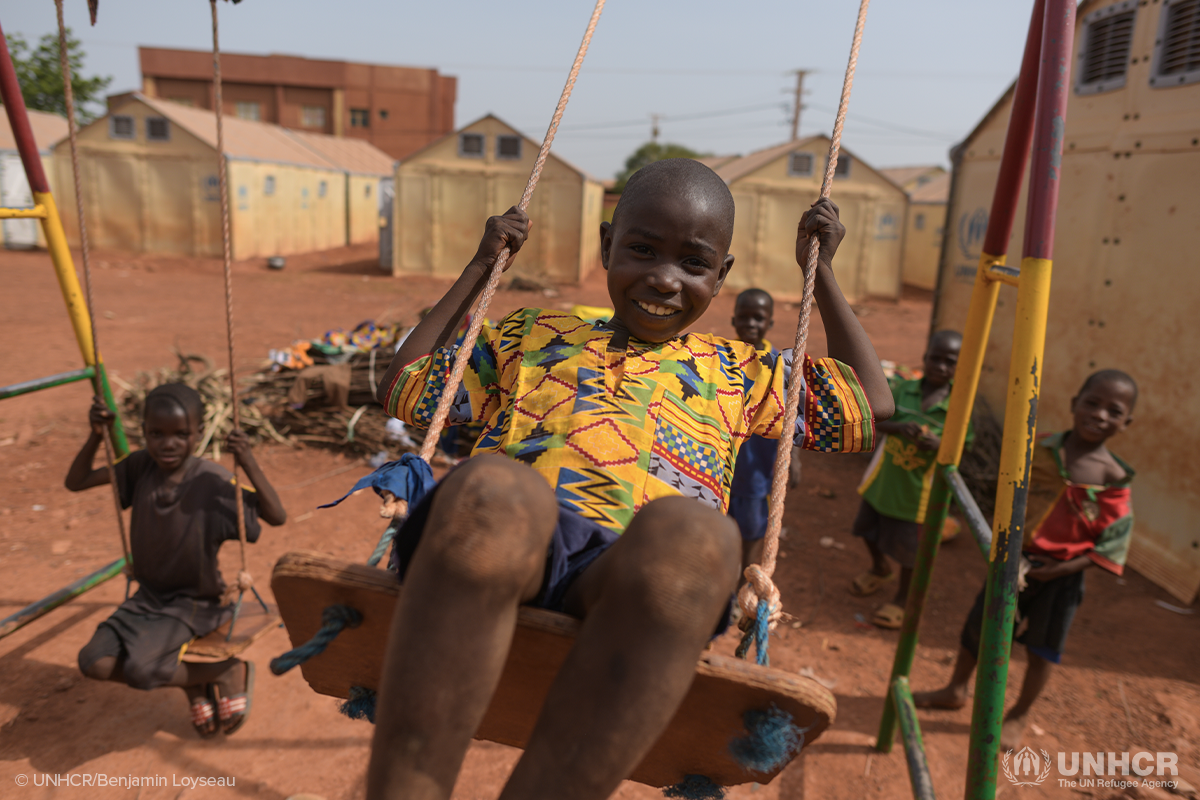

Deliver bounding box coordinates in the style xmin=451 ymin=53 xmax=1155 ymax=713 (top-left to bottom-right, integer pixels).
xmin=857 ymin=376 xmax=973 ymax=524
xmin=385 ymin=308 xmax=875 ymax=534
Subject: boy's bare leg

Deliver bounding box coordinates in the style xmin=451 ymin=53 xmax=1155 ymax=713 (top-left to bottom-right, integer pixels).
xmin=893 ymin=566 xmax=913 ymax=607
xmin=739 ymin=537 xmax=765 ymax=587
xmin=367 ymin=455 xmax=558 ymax=800
xmin=1001 ymin=648 xmax=1052 ymax=749
xmin=864 ymin=539 xmax=893 ymax=578
xmin=912 ymin=646 xmax=976 ymax=709
xmin=499 ymin=496 xmax=741 ymax=800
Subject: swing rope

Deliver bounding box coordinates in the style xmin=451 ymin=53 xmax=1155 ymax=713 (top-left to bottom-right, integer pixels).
xmin=736 ymin=0 xmax=873 ymax=666
xmin=54 ymin=0 xmax=132 ymax=588
xmin=416 ymin=0 xmax=606 ymax=464
xmin=210 ymin=0 xmax=263 ymax=626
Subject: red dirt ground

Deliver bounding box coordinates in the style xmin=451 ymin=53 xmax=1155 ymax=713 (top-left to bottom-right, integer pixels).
xmin=1 ymin=244 xmax=1197 ymax=800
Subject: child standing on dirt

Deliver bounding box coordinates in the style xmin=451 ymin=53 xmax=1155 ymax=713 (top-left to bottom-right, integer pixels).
xmin=728 ymin=288 xmax=802 ymax=578
xmin=850 ymin=330 xmax=970 ymax=629
xmin=914 ymin=369 xmax=1137 ymax=750
xmin=65 ymin=384 xmax=286 ymax=738
xmin=367 ymin=158 xmax=894 ymax=800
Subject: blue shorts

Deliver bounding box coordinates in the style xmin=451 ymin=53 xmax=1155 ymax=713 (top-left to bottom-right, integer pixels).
xmin=389 ymin=472 xmax=733 ymax=635
xmin=729 ymin=494 xmax=769 ymax=542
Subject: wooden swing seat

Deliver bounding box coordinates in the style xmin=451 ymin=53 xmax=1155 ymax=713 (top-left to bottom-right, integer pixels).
xmin=272 ymin=550 xmax=836 ymax=789
xmin=182 ymin=599 xmax=280 ymax=663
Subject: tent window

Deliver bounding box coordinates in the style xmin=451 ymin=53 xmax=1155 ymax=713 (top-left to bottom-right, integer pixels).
xmin=914 ymin=213 xmax=926 ymax=231
xmin=301 ymin=105 xmax=327 ymax=129
xmin=788 ymin=152 xmax=813 ymax=176
xmin=1076 ymin=0 xmax=1137 ymax=95
xmin=235 ymin=102 xmax=261 ymax=121
xmin=496 ymin=135 xmax=522 ymax=160
xmin=1152 ymin=0 xmax=1200 ymax=88
xmin=264 ymin=175 xmax=276 ymax=196
xmin=318 ymin=180 xmax=328 ymax=198
xmin=459 ymin=133 xmax=485 ymax=158
xmin=833 ymin=154 xmax=852 ymax=179
xmin=109 ymin=115 xmax=135 ymax=140
xmin=146 ymin=117 xmax=170 ymax=142
xmin=365 ymin=183 xmax=372 ymax=198
xmin=350 ymin=108 xmax=370 ymax=128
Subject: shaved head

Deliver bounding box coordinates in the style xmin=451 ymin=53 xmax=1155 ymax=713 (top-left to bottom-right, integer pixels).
xmin=1079 ymin=369 xmax=1138 ymax=409
xmin=613 ymin=159 xmax=735 ymax=249
xmin=927 ymin=330 xmax=963 ymax=353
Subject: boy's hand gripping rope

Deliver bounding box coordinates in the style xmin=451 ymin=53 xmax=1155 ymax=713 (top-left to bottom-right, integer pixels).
xmin=416 ymin=0 xmax=606 ymax=464
xmin=210 ymin=1 xmax=268 ymax=634
xmin=55 ymin=0 xmax=131 ymax=597
xmin=736 ymin=0 xmax=872 ymax=665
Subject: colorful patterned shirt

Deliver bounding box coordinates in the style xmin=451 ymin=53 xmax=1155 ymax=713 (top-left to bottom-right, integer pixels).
xmin=857 ymin=376 xmax=974 ymax=524
xmin=1023 ymin=431 xmax=1134 ymax=575
xmin=385 ymin=308 xmax=875 ymax=533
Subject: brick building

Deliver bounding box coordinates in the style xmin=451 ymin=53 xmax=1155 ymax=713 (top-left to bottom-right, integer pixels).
xmin=137 ymin=47 xmax=455 ymax=160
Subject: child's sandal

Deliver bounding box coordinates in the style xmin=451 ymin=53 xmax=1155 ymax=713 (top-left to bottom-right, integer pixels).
xmin=215 ymin=661 xmax=255 ymax=736
xmin=190 ymin=690 xmax=219 ymax=739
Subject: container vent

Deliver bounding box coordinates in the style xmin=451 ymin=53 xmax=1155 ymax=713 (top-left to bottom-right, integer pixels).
xmin=1153 ymin=0 xmax=1200 ymax=87
xmin=1077 ymin=4 xmax=1137 ymax=94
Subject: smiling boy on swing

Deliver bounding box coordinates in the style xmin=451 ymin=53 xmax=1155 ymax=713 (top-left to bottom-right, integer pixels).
xmin=368 ymin=158 xmax=893 ymax=800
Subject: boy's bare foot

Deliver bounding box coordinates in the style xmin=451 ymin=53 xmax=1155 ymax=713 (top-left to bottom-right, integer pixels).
xmin=912 ymin=686 xmax=968 ymax=710
xmin=1001 ymin=712 xmax=1028 ymax=751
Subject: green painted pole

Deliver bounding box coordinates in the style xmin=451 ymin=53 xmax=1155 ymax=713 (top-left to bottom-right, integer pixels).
xmin=893 ymin=676 xmax=937 ymax=800
xmin=0 ymin=366 xmax=95 ymax=400
xmin=876 ymin=466 xmax=952 ymax=752
xmin=0 ymin=557 xmax=127 ymax=639
xmin=93 ymin=362 xmax=130 ymax=458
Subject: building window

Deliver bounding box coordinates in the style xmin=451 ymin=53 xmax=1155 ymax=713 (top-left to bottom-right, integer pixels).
xmin=459 ymin=132 xmax=485 ymax=158
xmin=109 ymin=115 xmax=135 ymax=140
xmin=1076 ymin=0 xmax=1137 ymax=95
xmin=235 ymin=101 xmax=261 ymax=121
xmin=350 ymin=108 xmax=370 ymax=128
xmin=318 ymin=180 xmax=328 ymax=198
xmin=301 ymin=105 xmax=327 ymax=129
xmin=914 ymin=213 xmax=926 ymax=231
xmin=169 ymin=97 xmax=194 ymax=107
xmin=787 ymin=152 xmax=813 ymax=176
xmin=1152 ymin=0 xmax=1200 ymax=88
xmin=496 ymin=135 xmax=522 ymax=160
xmin=145 ymin=117 xmax=170 ymax=142
xmin=833 ymin=154 xmax=852 ymax=178
xmin=264 ymin=175 xmax=276 ymax=196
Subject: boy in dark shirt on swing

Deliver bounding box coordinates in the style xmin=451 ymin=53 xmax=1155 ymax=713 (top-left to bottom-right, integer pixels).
xmin=65 ymin=384 xmax=286 ymax=737
xmin=369 ymin=159 xmax=894 ymax=800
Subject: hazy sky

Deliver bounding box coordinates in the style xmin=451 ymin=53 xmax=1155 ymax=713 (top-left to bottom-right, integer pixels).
xmin=5 ymin=1 xmax=1038 ymax=178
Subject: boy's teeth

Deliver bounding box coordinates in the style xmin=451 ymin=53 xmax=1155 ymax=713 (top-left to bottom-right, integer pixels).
xmin=636 ymin=300 xmax=676 ymax=317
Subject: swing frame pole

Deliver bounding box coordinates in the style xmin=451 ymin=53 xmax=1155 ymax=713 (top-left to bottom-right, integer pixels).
xmin=0 ymin=23 xmax=128 ymax=457
xmin=874 ymin=0 xmax=1046 ymax=755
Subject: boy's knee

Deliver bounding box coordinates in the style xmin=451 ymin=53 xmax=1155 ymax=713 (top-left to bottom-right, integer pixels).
xmin=622 ymin=497 xmax=741 ymax=625
xmin=121 ymin=659 xmax=163 ymax=691
xmin=422 ymin=455 xmax=557 ymax=587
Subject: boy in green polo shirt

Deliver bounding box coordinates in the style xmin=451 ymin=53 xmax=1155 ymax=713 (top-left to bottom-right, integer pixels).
xmin=850 ymin=330 xmax=971 ymax=628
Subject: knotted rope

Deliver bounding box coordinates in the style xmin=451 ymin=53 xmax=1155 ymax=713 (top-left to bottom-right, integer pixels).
xmin=416 ymin=0 xmax=606 ymax=464
xmin=736 ymin=0 xmax=872 ymax=663
xmin=209 ymin=0 xmax=263 ymax=630
xmin=55 ymin=0 xmax=131 ymax=594
xmin=269 ymin=604 xmax=363 ymax=675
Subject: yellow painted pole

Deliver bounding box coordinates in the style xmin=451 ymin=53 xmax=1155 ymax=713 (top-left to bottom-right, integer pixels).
xmin=34 ymin=190 xmax=97 ymax=366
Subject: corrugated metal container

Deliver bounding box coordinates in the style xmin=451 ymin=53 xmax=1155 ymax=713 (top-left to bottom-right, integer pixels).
xmin=392 ymin=115 xmax=603 ymax=284
xmin=1 ymin=109 xmax=68 ymax=249
xmin=933 ymin=0 xmax=1200 ymax=601
xmin=715 ymin=136 xmax=909 ymax=302
xmin=53 ymin=95 xmax=391 ymax=259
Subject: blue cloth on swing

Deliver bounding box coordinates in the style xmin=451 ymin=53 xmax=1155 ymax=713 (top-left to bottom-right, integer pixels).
xmin=318 ymin=453 xmax=436 ymax=510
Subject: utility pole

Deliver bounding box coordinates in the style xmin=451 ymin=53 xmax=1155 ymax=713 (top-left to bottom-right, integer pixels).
xmin=790 ymin=70 xmax=808 ymax=141
xmin=650 ymin=113 xmax=661 ymax=143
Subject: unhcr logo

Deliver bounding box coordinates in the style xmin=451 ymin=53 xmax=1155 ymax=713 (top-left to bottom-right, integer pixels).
xmin=1002 ymin=749 xmax=1181 ymax=790
xmin=957 ymin=207 xmax=988 ymax=259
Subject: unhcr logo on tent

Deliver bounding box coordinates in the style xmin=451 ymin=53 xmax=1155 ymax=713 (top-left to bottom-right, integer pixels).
xmin=957 ymin=207 xmax=987 ymax=259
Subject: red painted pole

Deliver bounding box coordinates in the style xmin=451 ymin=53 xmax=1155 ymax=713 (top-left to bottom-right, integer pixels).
xmin=0 ymin=22 xmax=52 ymax=194
xmin=982 ymin=0 xmax=1045 ymax=258
xmin=1022 ymin=0 xmax=1076 ymax=259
